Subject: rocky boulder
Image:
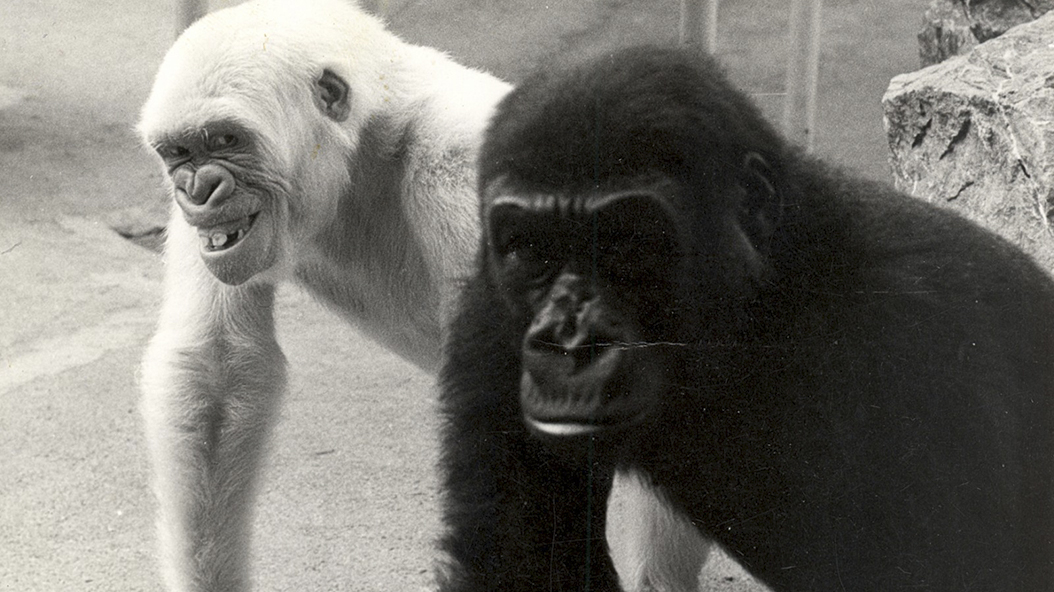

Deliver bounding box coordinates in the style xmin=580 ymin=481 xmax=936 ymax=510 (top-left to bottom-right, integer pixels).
xmin=918 ymin=0 xmax=1054 ymax=66
xmin=884 ymin=10 xmax=1054 ymax=270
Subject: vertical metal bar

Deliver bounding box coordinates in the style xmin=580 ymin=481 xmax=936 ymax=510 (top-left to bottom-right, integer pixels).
xmin=680 ymin=0 xmax=719 ymax=53
xmin=782 ymin=0 xmax=823 ymax=151
xmin=177 ymin=0 xmax=207 ymax=35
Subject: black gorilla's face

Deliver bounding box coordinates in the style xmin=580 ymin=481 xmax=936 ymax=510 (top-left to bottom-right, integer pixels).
xmin=483 ymin=179 xmax=691 ymax=438
xmin=473 ymin=46 xmax=786 ymax=440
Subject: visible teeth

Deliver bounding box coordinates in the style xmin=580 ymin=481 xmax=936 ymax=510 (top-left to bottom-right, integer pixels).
xmin=198 ymin=216 xmax=254 ymax=252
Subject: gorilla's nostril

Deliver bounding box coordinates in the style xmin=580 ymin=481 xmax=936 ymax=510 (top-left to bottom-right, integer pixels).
xmin=179 ymin=164 xmax=236 ymax=206
xmin=188 ymin=180 xmax=212 ymax=205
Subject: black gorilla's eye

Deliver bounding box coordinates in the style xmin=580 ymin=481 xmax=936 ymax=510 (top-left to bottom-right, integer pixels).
xmin=501 ymin=235 xmax=556 ymax=279
xmin=489 ymin=203 xmax=561 ymax=280
xmin=493 ymin=228 xmax=527 ymax=259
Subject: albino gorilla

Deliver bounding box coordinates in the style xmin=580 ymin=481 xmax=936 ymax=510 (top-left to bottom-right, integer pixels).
xmin=137 ymin=1 xmax=710 ymax=591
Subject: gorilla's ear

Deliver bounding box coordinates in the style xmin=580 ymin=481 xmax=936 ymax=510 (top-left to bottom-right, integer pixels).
xmin=315 ymin=69 xmax=350 ymax=122
xmin=738 ymin=151 xmax=782 ymax=249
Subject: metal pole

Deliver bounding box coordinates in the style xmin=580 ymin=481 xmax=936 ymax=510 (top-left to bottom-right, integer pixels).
xmin=781 ymin=0 xmax=823 ymax=151
xmin=680 ymin=0 xmax=719 ymax=53
xmin=177 ymin=0 xmax=207 ymax=35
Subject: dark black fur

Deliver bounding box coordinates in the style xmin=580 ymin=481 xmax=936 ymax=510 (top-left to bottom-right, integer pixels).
xmin=437 ymin=46 xmax=1054 ymax=592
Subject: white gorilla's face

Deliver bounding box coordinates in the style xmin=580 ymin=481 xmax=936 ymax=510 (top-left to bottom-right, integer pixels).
xmin=141 ymin=51 xmax=354 ymax=285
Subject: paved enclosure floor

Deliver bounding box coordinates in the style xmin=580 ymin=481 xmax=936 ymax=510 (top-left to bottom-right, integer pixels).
xmin=1 ymin=0 xmax=926 ymax=590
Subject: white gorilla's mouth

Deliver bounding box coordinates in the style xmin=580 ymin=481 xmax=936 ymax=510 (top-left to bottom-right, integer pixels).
xmin=198 ymin=214 xmax=257 ymax=252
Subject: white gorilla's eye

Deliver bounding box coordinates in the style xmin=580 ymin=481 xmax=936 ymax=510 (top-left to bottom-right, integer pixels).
xmin=212 ymin=134 xmax=238 ymax=149
xmin=159 ymin=144 xmax=189 ymax=160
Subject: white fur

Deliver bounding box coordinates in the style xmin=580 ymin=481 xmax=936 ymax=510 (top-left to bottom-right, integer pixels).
xmin=609 ymin=472 xmax=712 ymax=592
xmin=139 ymin=1 xmax=709 ymax=590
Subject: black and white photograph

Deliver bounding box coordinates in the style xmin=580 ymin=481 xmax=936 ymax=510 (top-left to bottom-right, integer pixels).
xmin=2 ymin=1 xmax=1052 ymax=590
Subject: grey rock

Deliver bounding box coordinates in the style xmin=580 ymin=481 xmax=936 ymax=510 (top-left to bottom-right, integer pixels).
xmin=918 ymin=0 xmax=1054 ymax=66
xmin=885 ymin=10 xmax=1054 ymax=270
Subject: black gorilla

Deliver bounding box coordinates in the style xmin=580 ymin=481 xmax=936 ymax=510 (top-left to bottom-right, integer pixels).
xmin=437 ymin=46 xmax=1054 ymax=592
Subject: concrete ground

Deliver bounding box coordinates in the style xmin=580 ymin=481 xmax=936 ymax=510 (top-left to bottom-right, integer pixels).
xmin=0 ymin=0 xmax=927 ymax=590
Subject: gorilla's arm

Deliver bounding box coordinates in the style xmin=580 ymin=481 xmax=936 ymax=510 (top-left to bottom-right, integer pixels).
xmin=140 ymin=213 xmax=285 ymax=592
xmin=438 ymin=280 xmax=620 ymax=592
